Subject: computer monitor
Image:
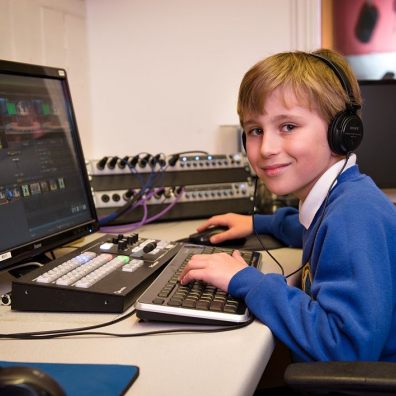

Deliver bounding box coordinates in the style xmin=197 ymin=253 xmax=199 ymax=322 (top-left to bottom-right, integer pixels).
xmin=0 ymin=59 xmax=98 ymax=273
xmin=356 ymin=80 xmax=396 ymax=189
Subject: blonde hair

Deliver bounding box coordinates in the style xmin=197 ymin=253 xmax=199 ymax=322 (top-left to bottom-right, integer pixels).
xmin=237 ymin=49 xmax=362 ymax=126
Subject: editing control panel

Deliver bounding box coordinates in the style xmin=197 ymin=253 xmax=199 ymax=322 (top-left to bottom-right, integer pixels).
xmin=11 ymin=233 xmax=182 ymax=313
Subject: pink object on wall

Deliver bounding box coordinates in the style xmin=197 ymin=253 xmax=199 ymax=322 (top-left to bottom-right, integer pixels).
xmin=333 ymin=0 xmax=396 ymax=55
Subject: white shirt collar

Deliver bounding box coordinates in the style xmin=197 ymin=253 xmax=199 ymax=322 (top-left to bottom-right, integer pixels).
xmin=299 ymin=154 xmax=356 ymax=229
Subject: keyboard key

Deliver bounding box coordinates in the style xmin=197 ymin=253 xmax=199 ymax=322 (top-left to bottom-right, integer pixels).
xmin=210 ymin=300 xmax=225 ymax=311
xmin=182 ymin=299 xmax=197 ymax=308
xmin=196 ymin=300 xmax=210 ymax=310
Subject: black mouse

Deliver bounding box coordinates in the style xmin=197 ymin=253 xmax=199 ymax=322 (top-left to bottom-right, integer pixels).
xmin=0 ymin=366 xmax=65 ymax=396
xmin=189 ymin=226 xmax=246 ymax=247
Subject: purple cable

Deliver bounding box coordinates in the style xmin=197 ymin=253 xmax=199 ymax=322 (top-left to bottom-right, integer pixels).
xmin=100 ymin=200 xmax=148 ymax=234
xmin=143 ymin=191 xmax=182 ymax=224
xmin=100 ymin=189 xmax=183 ymax=234
xmin=98 ymin=188 xmax=158 ymax=232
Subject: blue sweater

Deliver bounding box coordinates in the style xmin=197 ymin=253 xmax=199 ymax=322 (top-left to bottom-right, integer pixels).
xmin=229 ymin=166 xmax=396 ymax=361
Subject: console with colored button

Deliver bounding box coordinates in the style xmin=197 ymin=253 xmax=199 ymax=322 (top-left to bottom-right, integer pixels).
xmin=11 ymin=234 xmax=182 ymax=313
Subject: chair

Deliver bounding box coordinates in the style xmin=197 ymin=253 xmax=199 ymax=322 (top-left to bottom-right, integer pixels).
xmin=284 ymin=361 xmax=396 ymax=395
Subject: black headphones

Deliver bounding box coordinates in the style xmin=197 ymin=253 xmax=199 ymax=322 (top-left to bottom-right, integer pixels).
xmin=242 ymin=54 xmax=364 ymax=155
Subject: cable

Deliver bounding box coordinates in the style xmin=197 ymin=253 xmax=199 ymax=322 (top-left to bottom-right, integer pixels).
xmin=100 ymin=198 xmax=149 ymax=234
xmin=251 ymin=155 xmax=352 ymax=279
xmin=100 ymin=167 xmax=183 ymax=233
xmin=98 ymin=153 xmax=156 ymax=225
xmin=254 ymin=228 xmax=285 ymax=275
xmin=0 ymin=308 xmax=136 ymax=339
xmin=99 ymin=188 xmax=145 ymax=226
xmin=98 ymin=167 xmax=157 ymax=226
xmin=99 ymin=150 xmax=210 ymax=226
xmin=100 ymin=188 xmax=184 ymax=234
xmin=284 ymin=153 xmax=352 ymax=279
xmin=98 ymin=152 xmax=169 ymax=226
xmin=0 ymin=311 xmax=254 ymax=340
xmin=139 ymin=188 xmax=184 ymax=225
xmin=251 ymin=177 xmax=286 ymax=275
xmin=167 ymin=150 xmax=209 ymax=166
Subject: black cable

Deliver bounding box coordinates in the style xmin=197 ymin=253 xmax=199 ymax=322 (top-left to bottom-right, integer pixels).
xmin=284 ymin=153 xmax=352 ymax=279
xmin=99 ymin=189 xmax=145 ymax=226
xmin=168 ymin=150 xmax=209 ymax=166
xmin=0 ymin=312 xmax=254 ymax=340
xmin=170 ymin=150 xmax=209 ymax=157
xmin=251 ymin=176 xmax=286 ymax=275
xmin=112 ymin=156 xmax=176 ymax=226
xmin=99 ymin=151 xmax=163 ymax=226
xmin=100 ymin=150 xmax=210 ymax=226
xmin=254 ymin=228 xmax=285 ymax=275
xmin=0 ymin=308 xmax=137 ymax=339
xmin=99 ymin=163 xmax=163 ymax=226
xmin=251 ymin=155 xmax=352 ymax=279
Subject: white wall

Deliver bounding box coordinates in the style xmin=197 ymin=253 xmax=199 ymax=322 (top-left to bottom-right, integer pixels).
xmin=0 ymin=0 xmax=321 ymax=160
xmin=0 ymin=0 xmax=92 ymax=157
xmin=86 ymin=0 xmax=321 ymax=159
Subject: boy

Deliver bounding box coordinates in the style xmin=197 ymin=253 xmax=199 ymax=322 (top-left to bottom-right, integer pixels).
xmin=179 ymin=49 xmax=396 ymax=362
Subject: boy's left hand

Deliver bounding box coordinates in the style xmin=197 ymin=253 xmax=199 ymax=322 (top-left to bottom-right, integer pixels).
xmin=178 ymin=250 xmax=248 ymax=292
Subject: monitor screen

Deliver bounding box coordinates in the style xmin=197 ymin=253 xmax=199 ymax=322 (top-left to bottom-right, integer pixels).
xmin=356 ymin=80 xmax=396 ymax=189
xmin=0 ymin=60 xmax=98 ymax=271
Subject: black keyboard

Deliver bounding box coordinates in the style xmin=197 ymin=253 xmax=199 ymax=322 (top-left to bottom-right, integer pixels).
xmin=11 ymin=234 xmax=182 ymax=313
xmin=136 ymin=244 xmax=262 ymax=325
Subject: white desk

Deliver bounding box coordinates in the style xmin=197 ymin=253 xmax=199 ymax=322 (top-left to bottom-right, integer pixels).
xmin=0 ymin=220 xmax=302 ymax=396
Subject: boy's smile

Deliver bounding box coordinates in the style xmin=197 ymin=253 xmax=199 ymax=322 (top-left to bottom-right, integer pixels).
xmin=243 ymin=86 xmax=341 ymax=201
xmin=261 ymin=161 xmax=292 ymax=177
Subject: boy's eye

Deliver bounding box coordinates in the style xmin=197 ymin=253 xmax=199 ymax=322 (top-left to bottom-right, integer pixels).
xmin=248 ymin=127 xmax=263 ymax=136
xmin=282 ymin=124 xmax=295 ymax=132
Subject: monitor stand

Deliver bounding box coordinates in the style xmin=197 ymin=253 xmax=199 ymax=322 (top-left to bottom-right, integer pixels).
xmin=0 ymin=257 xmax=48 ymax=305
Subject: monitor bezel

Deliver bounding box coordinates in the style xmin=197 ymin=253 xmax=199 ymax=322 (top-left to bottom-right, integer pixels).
xmin=357 ymin=79 xmax=396 ymax=189
xmin=0 ymin=59 xmax=99 ymax=271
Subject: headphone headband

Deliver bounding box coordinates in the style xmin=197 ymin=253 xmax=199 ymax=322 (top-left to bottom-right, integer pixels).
xmin=310 ymin=53 xmax=361 ymax=111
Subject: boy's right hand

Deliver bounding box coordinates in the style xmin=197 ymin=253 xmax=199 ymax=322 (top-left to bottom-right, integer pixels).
xmin=196 ymin=213 xmax=253 ymax=244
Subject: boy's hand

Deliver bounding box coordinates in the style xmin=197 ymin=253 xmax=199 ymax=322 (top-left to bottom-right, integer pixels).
xmin=196 ymin=213 xmax=253 ymax=244
xmin=178 ymin=250 xmax=248 ymax=292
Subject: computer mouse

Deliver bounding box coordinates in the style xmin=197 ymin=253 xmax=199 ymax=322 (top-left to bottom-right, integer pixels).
xmin=0 ymin=366 xmax=65 ymax=396
xmin=189 ymin=226 xmax=246 ymax=247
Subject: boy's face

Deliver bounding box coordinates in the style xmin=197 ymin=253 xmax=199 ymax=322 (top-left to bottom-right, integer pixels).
xmin=243 ymin=86 xmax=340 ymax=201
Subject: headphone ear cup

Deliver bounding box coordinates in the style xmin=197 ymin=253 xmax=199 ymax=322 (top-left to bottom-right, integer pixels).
xmin=328 ymin=111 xmax=364 ymax=155
xmin=242 ymin=132 xmax=247 ymax=152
